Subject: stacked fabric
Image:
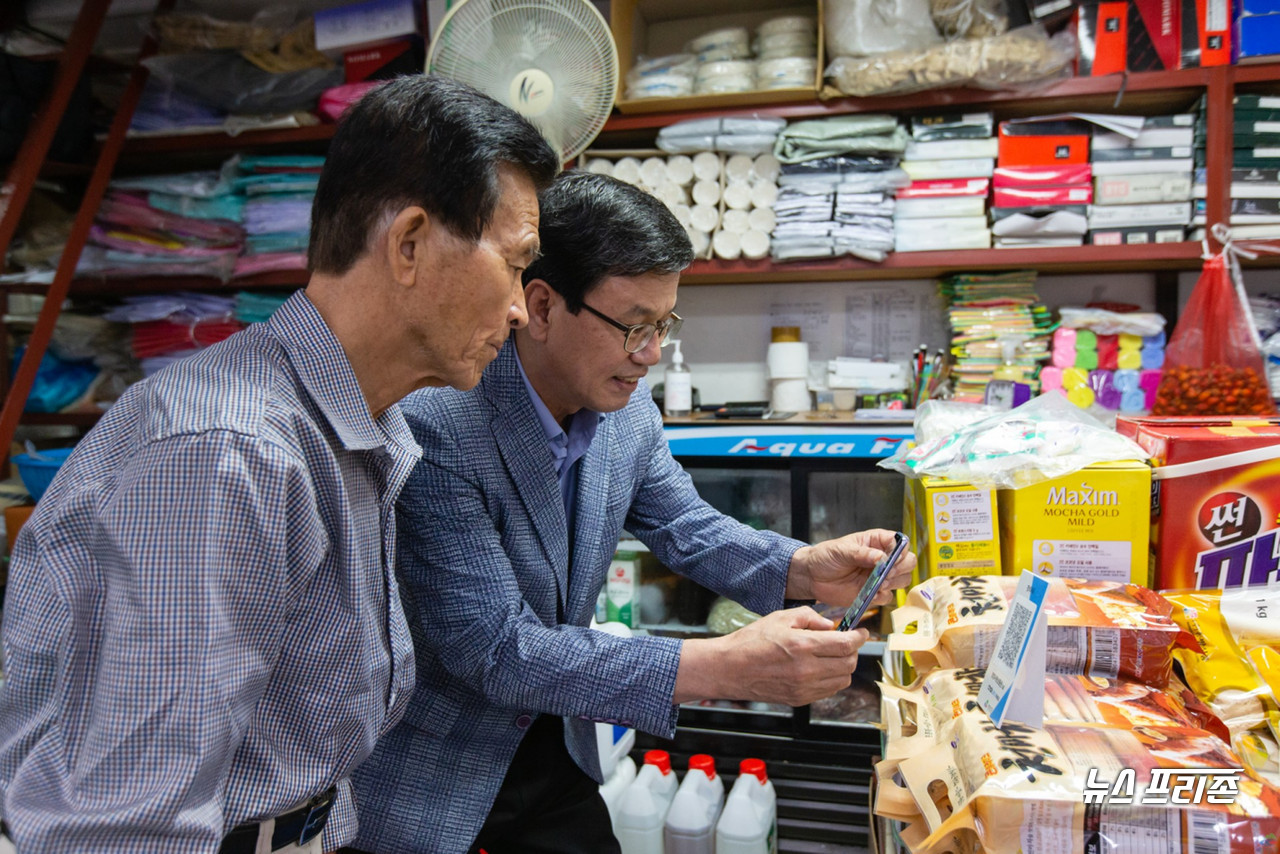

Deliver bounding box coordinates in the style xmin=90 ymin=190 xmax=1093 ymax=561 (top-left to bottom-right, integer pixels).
xmin=939 ymin=271 xmax=1052 ymax=402
xmin=235 ymin=290 xmax=293 ymax=323
xmin=1090 ymin=113 xmax=1195 ymax=245
xmin=896 ymin=112 xmax=995 ymax=252
xmin=77 ymin=186 xmax=244 ymax=281
xmin=992 ymin=117 xmax=1092 ymax=248
xmin=1193 ymin=95 xmax=1280 ymax=241
xmin=770 ymin=115 xmax=909 ymax=263
xmin=102 ymin=292 xmax=245 ymax=376
xmin=232 ymin=154 xmax=323 ymax=277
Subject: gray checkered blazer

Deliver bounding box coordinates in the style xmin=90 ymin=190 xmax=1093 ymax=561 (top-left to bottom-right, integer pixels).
xmin=349 ymin=341 xmax=799 ymax=853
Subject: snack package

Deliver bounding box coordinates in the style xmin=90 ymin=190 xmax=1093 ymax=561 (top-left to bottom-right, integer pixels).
xmin=880 ymin=668 xmax=1230 ymax=762
xmin=1167 ymin=589 xmax=1280 ymax=783
xmin=876 ymin=715 xmax=1280 ymax=854
xmin=889 ymin=575 xmax=1199 ymax=686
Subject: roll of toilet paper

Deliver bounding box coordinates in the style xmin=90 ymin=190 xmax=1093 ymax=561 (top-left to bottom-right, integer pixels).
xmin=689 ymin=204 xmax=720 ymax=233
xmin=585 ymin=158 xmax=613 ymax=176
xmin=767 ymin=341 xmax=809 ymax=379
xmin=612 ymin=157 xmax=641 ymax=185
xmin=722 ymin=182 xmax=752 ymax=210
xmin=770 ymin=377 xmax=810 ymax=412
xmin=666 ymin=155 xmax=694 ymax=186
xmin=741 ymin=229 xmax=770 ymax=260
xmin=692 ymin=151 xmax=722 ymax=182
xmin=712 ymin=229 xmax=741 ymax=260
xmin=752 ymin=153 xmax=781 ymax=183
xmin=721 ymin=208 xmax=750 ymax=234
xmin=749 ymin=181 xmax=778 ymax=209
xmin=639 ymin=156 xmax=668 ymax=187
xmin=692 ymin=179 xmax=722 ymax=207
xmin=748 ymin=206 xmax=776 ymax=233
xmin=725 ymin=154 xmax=754 ymax=183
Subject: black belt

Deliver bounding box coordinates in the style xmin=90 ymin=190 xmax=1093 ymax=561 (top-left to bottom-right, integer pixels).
xmin=219 ymin=786 xmax=337 ymax=854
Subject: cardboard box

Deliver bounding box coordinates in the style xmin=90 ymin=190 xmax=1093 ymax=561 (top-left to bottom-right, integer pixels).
xmin=1116 ymin=415 xmax=1280 ymax=591
xmin=904 ymin=476 xmax=1001 ymax=583
xmin=1077 ymin=0 xmax=1181 ymax=75
xmin=997 ymin=461 xmax=1152 ymax=586
xmin=998 ymin=120 xmax=1091 ymax=167
xmin=612 ymin=0 xmax=822 ymax=114
xmin=1184 ymin=0 xmax=1232 ymax=64
xmin=314 ymin=0 xmax=420 ymax=53
xmin=1236 ymin=10 xmax=1280 ymax=61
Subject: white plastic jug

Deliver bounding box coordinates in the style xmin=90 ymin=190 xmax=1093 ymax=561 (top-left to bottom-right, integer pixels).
xmin=599 ymin=754 xmax=637 ymax=831
xmin=617 ymin=750 xmax=680 ymax=854
xmin=664 ymin=754 xmax=725 ymax=854
xmin=715 ymin=759 xmax=777 ymax=854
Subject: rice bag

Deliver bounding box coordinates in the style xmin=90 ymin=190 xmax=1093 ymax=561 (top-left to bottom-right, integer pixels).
xmin=890 ymin=575 xmax=1199 ymax=686
xmin=877 ymin=715 xmax=1280 ymax=854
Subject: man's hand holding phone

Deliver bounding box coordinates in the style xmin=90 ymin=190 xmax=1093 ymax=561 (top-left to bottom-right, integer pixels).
xmin=785 ymin=528 xmax=917 ymax=611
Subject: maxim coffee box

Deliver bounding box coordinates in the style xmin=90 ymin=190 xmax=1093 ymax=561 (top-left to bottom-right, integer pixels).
xmin=997 ymin=461 xmax=1152 ymax=586
xmin=1116 ymin=415 xmax=1280 ymax=591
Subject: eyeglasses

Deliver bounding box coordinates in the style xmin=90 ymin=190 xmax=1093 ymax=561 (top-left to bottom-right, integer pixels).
xmin=579 ymin=302 xmax=683 ymax=354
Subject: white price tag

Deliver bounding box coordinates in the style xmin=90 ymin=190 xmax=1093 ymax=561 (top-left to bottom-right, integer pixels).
xmin=978 ymin=570 xmax=1049 ymax=728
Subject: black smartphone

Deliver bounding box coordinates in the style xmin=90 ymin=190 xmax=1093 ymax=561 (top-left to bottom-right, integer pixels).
xmin=837 ymin=532 xmax=909 ymax=631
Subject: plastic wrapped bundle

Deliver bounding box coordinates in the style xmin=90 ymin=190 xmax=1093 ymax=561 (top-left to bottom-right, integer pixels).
xmin=825 ymin=24 xmax=1074 ymax=97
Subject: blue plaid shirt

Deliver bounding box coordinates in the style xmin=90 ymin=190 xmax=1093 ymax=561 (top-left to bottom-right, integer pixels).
xmin=0 ymin=291 xmax=420 ymax=852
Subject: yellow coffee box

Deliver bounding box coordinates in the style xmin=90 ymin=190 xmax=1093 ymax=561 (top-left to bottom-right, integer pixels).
xmin=997 ymin=461 xmax=1152 ymax=586
xmin=904 ymin=475 xmax=1001 ymax=582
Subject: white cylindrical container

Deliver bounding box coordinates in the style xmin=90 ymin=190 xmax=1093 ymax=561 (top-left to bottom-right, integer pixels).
xmin=692 ymin=151 xmax=722 ymax=182
xmin=666 ymin=755 xmax=725 ymax=854
xmin=725 ymin=154 xmax=754 ymax=183
xmin=716 ymin=759 xmax=778 ymax=854
xmin=585 ymin=158 xmax=614 ymax=176
xmin=741 ymin=229 xmax=771 ymax=260
xmin=712 ymin=230 xmax=741 ymax=260
xmin=666 ymin=154 xmax=695 ymax=186
xmin=770 ymin=377 xmax=810 ymax=412
xmin=640 ymin=156 xmax=668 ymax=188
xmin=618 ymin=750 xmax=680 ymax=854
xmin=692 ymin=179 xmax=722 ymax=207
xmin=722 ymin=182 xmax=752 ymax=211
xmin=599 ymin=754 xmax=638 ymax=832
xmin=658 ymin=182 xmax=690 ymax=208
xmin=688 ymin=228 xmax=711 ymax=257
xmin=747 ymin=206 xmax=776 ymax=234
xmin=664 ymin=340 xmax=692 ymax=417
xmin=672 ymin=203 xmax=693 ymax=228
xmin=721 ymin=208 xmax=750 ymax=235
xmin=613 ymin=157 xmax=642 ymax=185
xmin=766 ymin=341 xmax=809 ymax=379
xmin=749 ymin=181 xmax=778 ymax=210
xmin=752 ymin=154 xmax=781 ymax=183
xmin=690 ymin=204 xmax=720 ymax=234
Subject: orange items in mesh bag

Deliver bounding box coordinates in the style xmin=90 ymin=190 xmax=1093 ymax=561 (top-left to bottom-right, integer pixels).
xmin=1153 ymin=254 xmax=1277 ymax=415
xmin=889 ymin=575 xmax=1200 ymax=687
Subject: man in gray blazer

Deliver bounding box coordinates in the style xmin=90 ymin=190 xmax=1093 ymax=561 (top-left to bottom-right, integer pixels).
xmin=347 ymin=172 xmax=916 ymax=853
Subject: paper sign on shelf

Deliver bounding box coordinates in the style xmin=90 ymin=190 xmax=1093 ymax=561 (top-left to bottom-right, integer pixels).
xmin=977 ymin=570 xmax=1049 ymax=728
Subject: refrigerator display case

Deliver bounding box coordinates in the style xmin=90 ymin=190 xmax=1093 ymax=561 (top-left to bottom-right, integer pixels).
xmin=626 ymin=422 xmax=912 ymax=852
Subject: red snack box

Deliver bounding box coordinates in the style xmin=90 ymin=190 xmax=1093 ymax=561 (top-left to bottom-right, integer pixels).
xmin=1116 ymin=415 xmax=1280 ymax=591
xmin=992 ymin=185 xmax=1093 ymax=206
xmin=993 ymin=163 xmax=1094 ymax=187
xmin=895 ymin=178 xmax=991 ymax=198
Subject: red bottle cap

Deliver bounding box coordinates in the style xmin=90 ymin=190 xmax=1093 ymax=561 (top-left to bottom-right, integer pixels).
xmin=644 ymin=750 xmax=672 ymax=775
xmin=740 ymin=758 xmax=768 ymax=783
xmin=689 ymin=754 xmax=717 ymax=780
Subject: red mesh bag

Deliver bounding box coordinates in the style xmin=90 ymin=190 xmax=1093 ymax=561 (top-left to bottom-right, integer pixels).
xmin=1152 ymin=253 xmax=1277 ymax=415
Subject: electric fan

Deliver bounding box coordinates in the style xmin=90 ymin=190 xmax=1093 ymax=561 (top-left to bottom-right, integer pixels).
xmin=427 ymin=0 xmax=619 ymax=162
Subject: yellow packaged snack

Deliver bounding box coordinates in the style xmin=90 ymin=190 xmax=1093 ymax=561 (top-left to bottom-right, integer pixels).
xmin=1167 ymin=589 xmax=1280 ymax=783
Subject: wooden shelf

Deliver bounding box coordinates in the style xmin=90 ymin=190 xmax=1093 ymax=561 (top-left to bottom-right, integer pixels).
xmin=116 ymin=124 xmax=337 ymax=157
xmin=603 ymin=67 xmax=1218 ymax=135
xmin=681 ymin=242 xmax=1206 ymax=284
